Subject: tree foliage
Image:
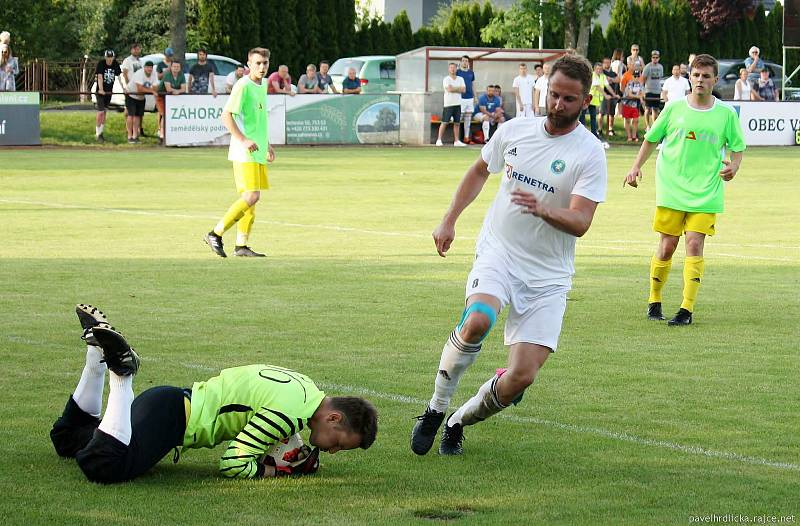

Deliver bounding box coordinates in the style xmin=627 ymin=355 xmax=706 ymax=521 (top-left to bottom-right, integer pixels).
xmin=688 ymin=0 xmax=753 ymax=37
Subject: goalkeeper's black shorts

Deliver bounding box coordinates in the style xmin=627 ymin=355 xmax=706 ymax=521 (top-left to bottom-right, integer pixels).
xmin=50 ymin=386 xmax=188 ymax=483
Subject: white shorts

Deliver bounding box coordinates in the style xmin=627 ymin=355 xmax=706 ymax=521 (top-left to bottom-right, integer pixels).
xmin=460 ymin=99 xmax=474 ymax=114
xmin=516 ymin=104 xmax=533 ymax=118
xmin=465 ymin=248 xmax=569 ymax=351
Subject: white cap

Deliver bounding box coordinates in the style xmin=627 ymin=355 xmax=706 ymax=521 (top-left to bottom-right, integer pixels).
xmin=749 ymin=46 xmax=759 ymax=55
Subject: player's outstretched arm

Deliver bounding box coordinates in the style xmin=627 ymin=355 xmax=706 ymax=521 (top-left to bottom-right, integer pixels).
xmin=433 ymin=157 xmax=491 ymax=257
xmin=624 ymin=140 xmax=658 ymax=188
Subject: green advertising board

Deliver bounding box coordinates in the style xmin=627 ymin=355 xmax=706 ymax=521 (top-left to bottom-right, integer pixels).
xmin=285 ymin=94 xmax=400 ymax=145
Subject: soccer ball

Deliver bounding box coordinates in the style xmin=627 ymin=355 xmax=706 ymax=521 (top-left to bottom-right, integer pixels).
xmin=264 ymin=433 xmax=307 ymax=468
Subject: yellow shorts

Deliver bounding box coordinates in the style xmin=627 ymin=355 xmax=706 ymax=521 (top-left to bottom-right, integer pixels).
xmin=233 ymin=162 xmax=269 ymax=193
xmin=653 ymin=206 xmax=716 ymax=237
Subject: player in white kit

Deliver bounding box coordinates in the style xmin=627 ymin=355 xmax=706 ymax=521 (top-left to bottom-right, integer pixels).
xmin=410 ymin=55 xmax=608 ymax=456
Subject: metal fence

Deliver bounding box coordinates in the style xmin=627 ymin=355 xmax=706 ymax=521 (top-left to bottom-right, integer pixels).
xmin=18 ymin=58 xmax=95 ymax=103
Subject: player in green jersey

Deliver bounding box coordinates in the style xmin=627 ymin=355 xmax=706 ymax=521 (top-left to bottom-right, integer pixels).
xmin=624 ymin=54 xmax=746 ymax=326
xmin=204 ymin=47 xmax=274 ymax=258
xmin=50 ymin=305 xmax=378 ymax=483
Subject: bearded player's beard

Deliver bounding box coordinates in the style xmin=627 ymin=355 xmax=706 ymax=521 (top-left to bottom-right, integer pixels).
xmin=547 ymin=105 xmax=583 ymax=130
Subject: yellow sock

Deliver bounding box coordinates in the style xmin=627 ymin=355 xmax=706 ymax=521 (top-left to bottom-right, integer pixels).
xmin=648 ymin=257 xmax=672 ymax=303
xmin=213 ymin=198 xmax=250 ymax=236
xmin=236 ymin=205 xmax=256 ymax=246
xmin=681 ymin=256 xmax=705 ymax=312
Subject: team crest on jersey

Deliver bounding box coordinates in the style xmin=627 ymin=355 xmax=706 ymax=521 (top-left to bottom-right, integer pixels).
xmin=550 ymin=159 xmax=566 ymax=175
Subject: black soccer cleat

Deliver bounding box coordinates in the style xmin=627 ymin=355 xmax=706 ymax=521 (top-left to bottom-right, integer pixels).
xmin=438 ymin=415 xmax=465 ymax=456
xmin=667 ymin=308 xmax=693 ymax=326
xmin=204 ymin=232 xmax=227 ymax=258
xmin=234 ymin=245 xmax=266 ymax=257
xmin=76 ymin=304 xmax=110 ymax=345
xmin=91 ymin=323 xmax=141 ymax=376
xmin=410 ymin=406 xmax=446 ymax=455
xmin=647 ymin=302 xmax=665 ymax=321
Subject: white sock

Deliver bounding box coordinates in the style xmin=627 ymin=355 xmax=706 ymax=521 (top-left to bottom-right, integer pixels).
xmin=463 ymin=114 xmax=472 ymax=136
xmin=236 ymin=232 xmax=248 ymax=246
xmin=482 ymin=120 xmax=490 ymax=139
xmin=98 ymin=372 xmax=134 ymax=445
xmin=95 ymin=126 xmax=102 ymax=136
xmin=429 ymin=330 xmax=481 ymax=413
xmin=72 ymin=345 xmax=107 ymax=417
xmin=450 ymin=373 xmax=508 ymax=426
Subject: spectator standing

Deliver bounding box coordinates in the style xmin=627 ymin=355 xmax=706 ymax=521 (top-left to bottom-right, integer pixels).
xmin=533 ymin=63 xmax=543 ymax=81
xmin=436 ymin=62 xmax=466 ymax=147
xmin=680 ymin=63 xmax=689 ymax=80
xmin=744 ymin=46 xmax=764 ymax=81
xmin=621 ymin=68 xmax=644 ymax=142
xmin=733 ymin=68 xmax=752 ymax=101
xmin=267 ymin=65 xmax=294 ymax=95
xmin=512 ymin=63 xmax=536 ymax=118
xmin=156 ymin=48 xmax=174 ymax=80
xmin=686 ymin=54 xmax=696 ymax=77
xmin=155 ymin=47 xmax=175 ymax=142
xmin=342 ymin=67 xmax=362 ymax=94
xmin=661 ymin=65 xmax=691 ymax=104
xmin=533 ymin=63 xmax=551 ymax=116
xmin=127 ymin=61 xmax=159 ymax=143
xmin=627 ymin=44 xmax=645 ymax=72
xmin=189 ymin=49 xmax=217 ymax=96
xmin=121 ymin=43 xmax=143 ymax=142
xmin=158 ymin=60 xmax=187 ymax=144
xmin=0 ymin=43 xmax=18 ymax=91
xmin=297 ymin=64 xmax=323 ymax=94
xmin=226 ymin=65 xmax=245 ymax=93
xmin=317 ymin=61 xmax=338 ymax=93
xmin=642 ymin=50 xmax=664 ymax=130
xmin=600 ymin=57 xmax=619 ymax=135
xmin=494 ymin=85 xmax=509 ymax=121
xmin=457 ymin=55 xmax=477 ymax=143
xmin=476 ymin=84 xmax=505 ymax=142
xmin=584 ymin=62 xmax=614 ymax=144
xmin=751 ymin=69 xmax=778 ymax=101
xmin=94 ymin=50 xmax=121 ymax=143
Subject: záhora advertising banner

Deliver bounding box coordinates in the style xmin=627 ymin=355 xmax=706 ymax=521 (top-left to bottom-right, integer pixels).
xmin=728 ymin=101 xmax=800 ymax=146
xmin=165 ymin=94 xmax=286 ymax=146
xmin=284 ymin=94 xmax=400 ymax=145
xmin=0 ymin=92 xmax=40 ymax=146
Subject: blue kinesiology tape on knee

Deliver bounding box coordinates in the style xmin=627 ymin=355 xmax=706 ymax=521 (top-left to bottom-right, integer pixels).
xmin=456 ymin=302 xmax=497 ymax=342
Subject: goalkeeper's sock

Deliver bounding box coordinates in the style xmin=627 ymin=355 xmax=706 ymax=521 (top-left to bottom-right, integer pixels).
xmin=97 ymin=372 xmax=134 ymax=446
xmin=428 ymin=330 xmax=481 ymax=413
xmin=72 ymin=345 xmax=106 ymax=418
xmin=214 ymin=198 xmax=250 ymax=236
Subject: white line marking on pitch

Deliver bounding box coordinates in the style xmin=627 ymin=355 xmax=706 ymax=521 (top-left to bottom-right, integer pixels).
xmin=1 ymin=199 xmax=798 ymax=261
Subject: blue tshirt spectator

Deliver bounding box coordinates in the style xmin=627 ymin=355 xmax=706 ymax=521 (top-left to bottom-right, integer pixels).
xmin=744 ymin=46 xmax=764 ymax=80
xmin=477 ymin=92 xmax=501 ymax=113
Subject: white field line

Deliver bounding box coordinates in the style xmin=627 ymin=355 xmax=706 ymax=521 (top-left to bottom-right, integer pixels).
xmin=1 ymin=198 xmax=798 ymax=262
xmin=136 ymin=353 xmax=800 ymax=471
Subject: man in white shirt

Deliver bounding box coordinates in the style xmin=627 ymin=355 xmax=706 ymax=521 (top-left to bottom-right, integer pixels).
xmin=121 ymin=43 xmax=143 ymax=143
xmin=533 ymin=63 xmax=551 ymax=116
xmin=512 ymin=63 xmax=536 ymax=118
xmin=411 ymin=54 xmax=608 ymax=457
xmin=127 ymin=61 xmax=159 ymax=143
xmin=660 ymin=64 xmax=691 ymax=104
xmin=437 ymin=62 xmax=467 ymax=147
xmin=226 ymin=65 xmax=245 ymax=93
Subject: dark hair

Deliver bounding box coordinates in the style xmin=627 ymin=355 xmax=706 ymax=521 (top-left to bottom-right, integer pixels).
xmin=248 ymin=47 xmax=270 ymax=59
xmin=461 ymin=55 xmax=470 ymax=60
xmin=331 ymin=397 xmax=378 ymax=449
xmin=691 ymin=53 xmax=718 ymax=76
xmin=131 ymin=43 xmax=141 ymax=49
xmin=197 ymin=48 xmax=207 ymax=54
xmin=550 ymin=54 xmax=593 ymax=95
xmin=612 ymin=48 xmax=623 ymax=60
xmin=320 ymin=60 xmax=330 ymax=66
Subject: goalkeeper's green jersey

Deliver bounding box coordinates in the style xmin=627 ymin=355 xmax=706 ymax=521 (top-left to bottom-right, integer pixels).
xmin=182 ymin=364 xmax=325 ymax=479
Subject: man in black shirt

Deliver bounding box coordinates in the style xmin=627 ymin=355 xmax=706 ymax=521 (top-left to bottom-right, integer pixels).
xmin=188 ymin=49 xmax=217 ymax=96
xmin=95 ymin=50 xmax=121 ymax=143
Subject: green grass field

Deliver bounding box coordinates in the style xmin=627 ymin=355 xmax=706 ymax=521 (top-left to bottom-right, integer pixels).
xmin=1 ymin=145 xmax=798 ymax=525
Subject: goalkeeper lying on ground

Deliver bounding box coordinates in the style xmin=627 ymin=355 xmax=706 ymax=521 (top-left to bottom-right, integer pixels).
xmin=50 ymin=304 xmax=378 ymax=483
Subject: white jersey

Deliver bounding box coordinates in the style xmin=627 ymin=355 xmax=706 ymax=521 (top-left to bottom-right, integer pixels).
xmin=443 ymin=75 xmax=465 ymax=107
xmin=534 ymin=75 xmax=549 ymax=107
xmin=129 ymin=68 xmax=158 ymax=100
xmin=512 ymin=75 xmax=536 ymax=106
xmin=121 ymin=55 xmax=142 ymax=86
xmin=478 ymin=117 xmax=608 ymax=287
xmin=661 ymin=75 xmax=690 ymax=103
